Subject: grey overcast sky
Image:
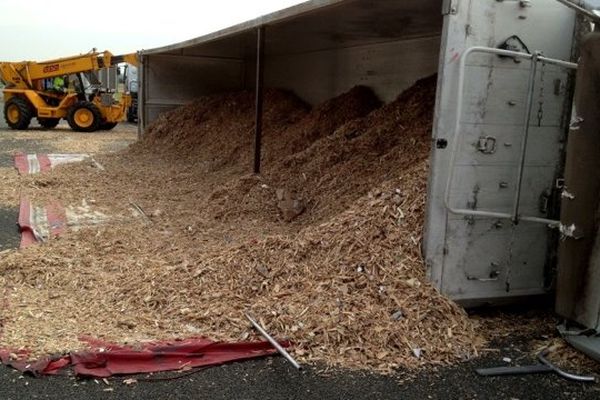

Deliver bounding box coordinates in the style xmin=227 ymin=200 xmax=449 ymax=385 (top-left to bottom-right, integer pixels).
xmin=0 ymin=0 xmax=306 ymax=61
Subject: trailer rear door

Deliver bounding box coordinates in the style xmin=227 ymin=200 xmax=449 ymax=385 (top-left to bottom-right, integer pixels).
xmin=425 ymin=0 xmax=578 ymax=305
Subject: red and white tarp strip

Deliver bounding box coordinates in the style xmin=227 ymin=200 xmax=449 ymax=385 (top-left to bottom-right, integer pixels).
xmin=18 ymin=198 xmax=110 ymax=248
xmin=14 ymin=152 xmax=102 ymax=175
xmin=18 ymin=198 xmax=66 ymax=248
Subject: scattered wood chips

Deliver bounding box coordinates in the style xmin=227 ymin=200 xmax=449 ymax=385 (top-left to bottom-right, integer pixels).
xmin=3 ymin=125 xmax=137 ymax=154
xmin=0 ymin=77 xmax=487 ymax=373
xmin=0 ymin=167 xmax=20 ymax=207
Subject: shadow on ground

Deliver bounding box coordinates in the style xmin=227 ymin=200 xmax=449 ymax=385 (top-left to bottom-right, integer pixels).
xmin=0 ymin=207 xmax=19 ymax=251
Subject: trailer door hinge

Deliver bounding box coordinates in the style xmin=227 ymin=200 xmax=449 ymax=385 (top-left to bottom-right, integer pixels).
xmin=442 ymin=0 xmax=458 ymax=15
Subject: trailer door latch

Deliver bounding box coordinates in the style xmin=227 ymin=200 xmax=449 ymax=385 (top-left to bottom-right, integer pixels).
xmin=477 ymin=136 xmax=497 ymax=154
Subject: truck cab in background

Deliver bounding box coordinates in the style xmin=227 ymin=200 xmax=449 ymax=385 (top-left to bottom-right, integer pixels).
xmin=123 ymin=64 xmax=138 ymax=123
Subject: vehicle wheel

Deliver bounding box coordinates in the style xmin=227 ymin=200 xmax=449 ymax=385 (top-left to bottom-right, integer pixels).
xmin=67 ymin=102 xmax=102 ymax=132
xmin=38 ymin=117 xmax=60 ymax=129
xmin=100 ymin=122 xmax=118 ymax=130
xmin=4 ymin=97 xmax=33 ymax=130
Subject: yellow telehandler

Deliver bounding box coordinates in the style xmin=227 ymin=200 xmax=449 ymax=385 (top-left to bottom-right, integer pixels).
xmin=0 ymin=50 xmax=138 ymax=132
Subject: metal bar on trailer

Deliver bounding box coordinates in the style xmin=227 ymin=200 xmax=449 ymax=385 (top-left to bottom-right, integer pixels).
xmin=512 ymin=52 xmax=539 ymax=224
xmin=444 ymin=46 xmax=577 ymax=227
xmin=139 ymin=54 xmax=148 ymax=138
xmin=554 ymin=0 xmax=600 ymax=23
xmin=538 ymin=55 xmax=578 ymax=70
xmin=253 ymin=26 xmax=266 ymax=175
xmin=520 ymin=215 xmax=562 ymax=226
xmin=476 ymin=364 xmax=553 ymax=376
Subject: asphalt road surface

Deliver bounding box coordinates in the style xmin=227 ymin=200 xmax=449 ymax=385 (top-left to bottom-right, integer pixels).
xmin=1 ymin=348 xmax=599 ymax=400
xmin=0 ymin=125 xmax=599 ymax=399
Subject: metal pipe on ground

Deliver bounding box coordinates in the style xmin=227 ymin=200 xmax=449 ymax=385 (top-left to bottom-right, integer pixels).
xmin=537 ymin=348 xmax=597 ymax=382
xmin=476 ymin=347 xmax=596 ymax=383
xmin=245 ymin=312 xmax=302 ymax=370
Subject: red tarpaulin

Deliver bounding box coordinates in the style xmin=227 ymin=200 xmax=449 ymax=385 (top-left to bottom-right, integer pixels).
xmin=13 ymin=152 xmax=52 ymax=175
xmin=17 ymin=197 xmax=114 ymax=248
xmin=14 ymin=152 xmax=97 ymax=175
xmin=18 ymin=197 xmax=66 ymax=248
xmin=0 ymin=337 xmax=287 ymax=378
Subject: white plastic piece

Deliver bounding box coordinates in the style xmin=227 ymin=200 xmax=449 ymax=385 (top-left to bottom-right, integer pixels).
xmin=561 ymin=190 xmax=576 ymax=200
xmin=559 ymin=223 xmax=577 ymax=239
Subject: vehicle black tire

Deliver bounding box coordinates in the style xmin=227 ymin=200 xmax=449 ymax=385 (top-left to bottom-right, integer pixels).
xmin=66 ymin=102 xmax=102 ymax=132
xmin=38 ymin=117 xmax=60 ymax=129
xmin=100 ymin=122 xmax=118 ymax=130
xmin=4 ymin=97 xmax=33 ymax=130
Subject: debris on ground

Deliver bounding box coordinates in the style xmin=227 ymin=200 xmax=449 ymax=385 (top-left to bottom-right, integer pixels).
xmin=533 ymin=338 xmax=600 ymax=377
xmin=0 ymin=167 xmax=20 ymax=206
xmin=476 ymin=345 xmax=597 ymax=383
xmin=0 ymin=76 xmax=486 ymax=373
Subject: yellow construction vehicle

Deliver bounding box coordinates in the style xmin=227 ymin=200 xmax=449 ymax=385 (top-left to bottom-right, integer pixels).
xmin=0 ymin=50 xmax=138 ymax=132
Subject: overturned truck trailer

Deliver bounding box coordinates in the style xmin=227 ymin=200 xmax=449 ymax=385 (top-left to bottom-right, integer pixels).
xmin=139 ymin=0 xmax=600 ymax=356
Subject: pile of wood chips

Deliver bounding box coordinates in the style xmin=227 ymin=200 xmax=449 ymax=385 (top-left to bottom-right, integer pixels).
xmin=0 ymin=76 xmax=486 ymax=373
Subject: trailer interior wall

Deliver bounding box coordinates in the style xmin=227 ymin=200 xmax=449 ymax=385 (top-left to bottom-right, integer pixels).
xmin=140 ymin=0 xmax=445 ymax=131
xmin=262 ymin=35 xmax=441 ymax=105
xmin=141 ymin=54 xmax=245 ymax=126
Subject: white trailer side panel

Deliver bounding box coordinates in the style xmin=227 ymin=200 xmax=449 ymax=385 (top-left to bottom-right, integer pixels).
xmin=425 ymin=0 xmax=576 ymax=304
